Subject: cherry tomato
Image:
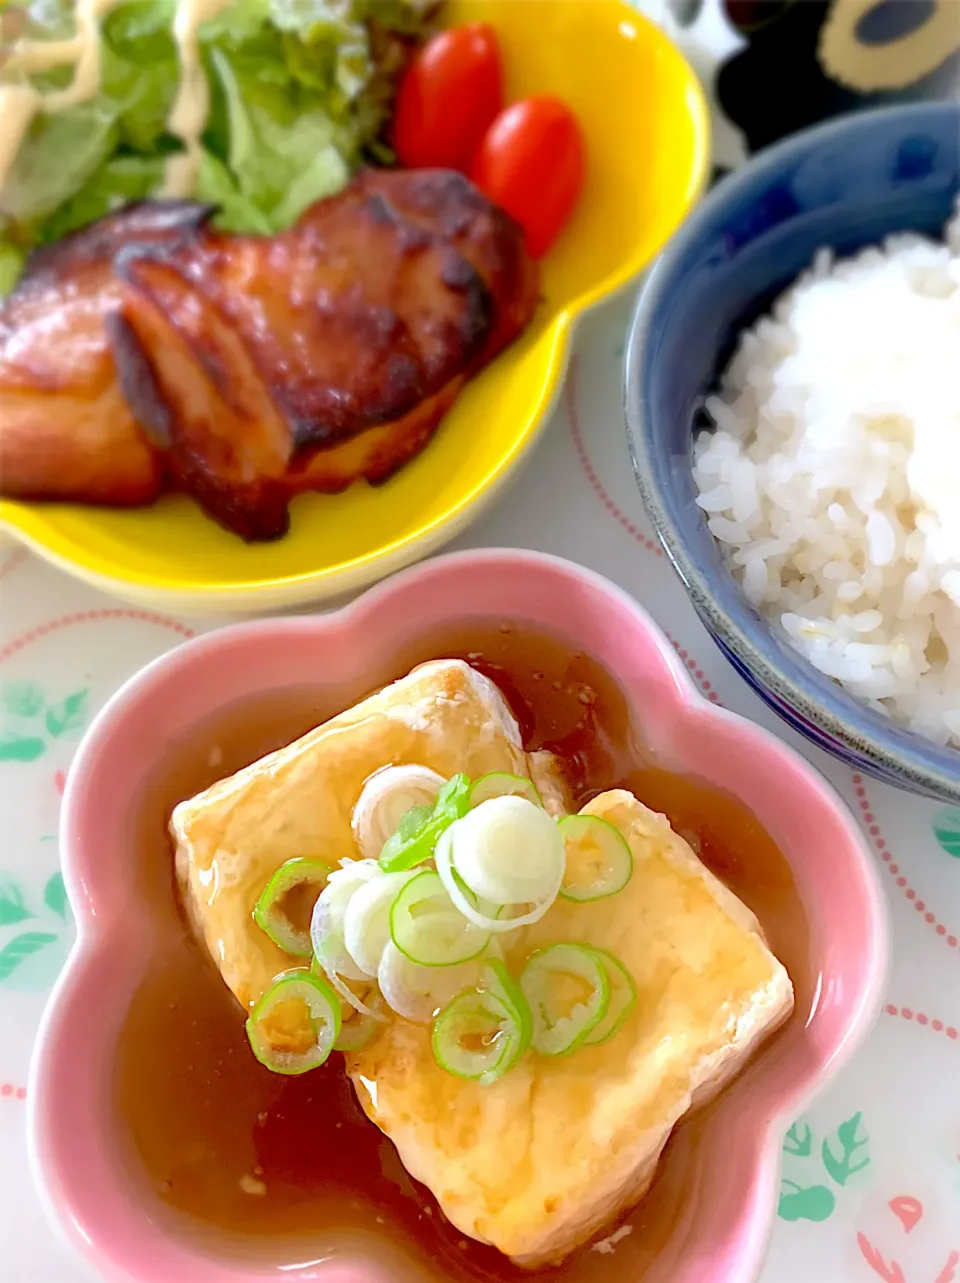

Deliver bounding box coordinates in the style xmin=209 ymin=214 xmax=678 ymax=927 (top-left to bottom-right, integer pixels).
xmin=393 ymin=23 xmax=503 ymax=171
xmin=470 ymin=97 xmax=585 ymax=259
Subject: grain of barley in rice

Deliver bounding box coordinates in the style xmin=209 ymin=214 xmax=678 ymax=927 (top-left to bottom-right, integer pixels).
xmin=693 ymin=201 xmax=960 ymax=747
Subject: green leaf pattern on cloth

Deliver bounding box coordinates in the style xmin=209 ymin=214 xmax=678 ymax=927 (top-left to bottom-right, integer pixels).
xmin=45 ymin=689 xmax=90 ymax=738
xmin=43 ymin=872 xmax=69 ymax=922
xmin=0 ymin=677 xmax=84 ymax=996
xmin=778 ymin=1181 xmax=836 ymax=1222
xmin=0 ymin=732 xmax=46 ymax=762
xmin=1 ymin=682 xmax=45 ymax=718
xmin=0 ymin=848 xmax=73 ymax=993
xmin=783 ymin=1121 xmax=813 ymax=1157
xmin=0 ymin=932 xmax=59 ymax=983
xmin=0 ymin=879 xmax=34 ymax=926
xmin=0 ymin=878 xmax=73 ymax=991
xmin=821 ymin=1111 xmax=870 ymax=1186
xmin=778 ymin=1113 xmax=871 ymax=1222
xmin=0 ymin=682 xmax=90 ymax=757
xmin=932 ymin=806 xmax=960 ymax=858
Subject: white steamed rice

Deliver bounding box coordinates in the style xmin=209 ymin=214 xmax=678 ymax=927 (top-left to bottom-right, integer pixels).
xmin=693 ymin=200 xmax=960 ymax=748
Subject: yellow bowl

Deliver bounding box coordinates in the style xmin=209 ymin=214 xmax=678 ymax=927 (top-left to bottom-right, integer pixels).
xmin=0 ymin=0 xmax=709 ymax=613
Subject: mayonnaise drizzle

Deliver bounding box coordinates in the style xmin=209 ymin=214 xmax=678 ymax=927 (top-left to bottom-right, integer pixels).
xmin=160 ymin=0 xmax=235 ymax=198
xmin=0 ymin=0 xmax=236 ymax=198
xmin=40 ymin=0 xmax=121 ymax=112
xmin=3 ymin=0 xmax=121 ymax=112
xmin=0 ymin=85 xmax=39 ymax=193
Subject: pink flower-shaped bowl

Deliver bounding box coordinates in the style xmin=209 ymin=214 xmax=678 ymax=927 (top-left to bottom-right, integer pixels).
xmin=28 ymin=549 xmax=887 ymax=1283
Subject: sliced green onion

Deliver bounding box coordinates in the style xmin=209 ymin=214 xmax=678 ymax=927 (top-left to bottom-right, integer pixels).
xmin=310 ymin=955 xmax=385 ymax=1021
xmin=432 ymin=772 xmax=474 ymax=822
xmin=379 ymin=773 xmax=472 ymax=873
xmin=479 ymin=958 xmax=532 ymax=1072
xmin=335 ymin=1016 xmax=378 ymax=1052
xmin=253 ymin=858 xmax=334 ymax=956
xmin=468 ymin=772 xmax=543 ymax=810
xmin=377 ymin=804 xmax=433 ymax=870
xmin=435 ymin=827 xmax=557 ymax=934
xmin=557 ymin=815 xmax=633 ymax=902
xmin=246 ymin=972 xmax=341 ymax=1075
xmin=519 ymin=943 xmax=610 ymax=1057
xmin=435 ymin=829 xmax=509 ymax=932
xmin=456 ymin=872 xmax=512 ymax=931
xmin=451 ymin=796 xmax=564 ymax=906
xmin=583 ymin=949 xmax=637 ymax=1047
xmin=352 ymin=764 xmax=446 ymax=860
xmin=310 ymin=859 xmax=381 ymax=981
xmin=343 ymin=869 xmax=417 ymax=978
xmin=378 ymin=940 xmax=482 ymax=1023
xmin=334 ymin=993 xmax=386 ymax=1052
xmin=390 ymin=869 xmax=490 ymax=967
xmin=432 ymin=990 xmax=522 ymax=1085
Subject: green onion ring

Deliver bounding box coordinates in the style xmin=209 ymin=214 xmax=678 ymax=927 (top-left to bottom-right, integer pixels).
xmin=519 ymin=942 xmax=610 ymax=1056
xmin=246 ymin=971 xmax=341 ymax=1075
xmin=432 ymin=989 xmax=522 ymax=1085
xmin=557 ymin=815 xmax=633 ymax=902
xmin=253 ymin=858 xmax=334 ymax=956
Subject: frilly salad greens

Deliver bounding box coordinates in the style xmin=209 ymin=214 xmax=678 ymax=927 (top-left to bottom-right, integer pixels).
xmin=0 ymin=0 xmax=436 ymax=292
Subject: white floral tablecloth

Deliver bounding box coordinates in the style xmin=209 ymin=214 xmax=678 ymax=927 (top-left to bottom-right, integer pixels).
xmin=2 ymin=4 xmax=959 ymax=1279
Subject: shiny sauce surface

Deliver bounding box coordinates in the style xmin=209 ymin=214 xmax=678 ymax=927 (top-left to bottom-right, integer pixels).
xmin=115 ymin=622 xmax=812 ymax=1279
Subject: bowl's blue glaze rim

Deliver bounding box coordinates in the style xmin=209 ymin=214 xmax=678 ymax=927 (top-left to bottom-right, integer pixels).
xmin=624 ymin=101 xmax=960 ymax=804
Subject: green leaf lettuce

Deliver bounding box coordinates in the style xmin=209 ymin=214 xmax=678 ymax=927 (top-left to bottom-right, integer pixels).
xmin=0 ymin=0 xmax=429 ymax=292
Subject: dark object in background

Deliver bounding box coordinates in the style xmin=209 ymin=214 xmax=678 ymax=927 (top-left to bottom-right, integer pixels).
xmin=716 ymin=0 xmax=960 ymax=156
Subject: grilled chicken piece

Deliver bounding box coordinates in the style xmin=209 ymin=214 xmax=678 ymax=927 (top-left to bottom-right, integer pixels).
xmin=270 ymin=181 xmax=493 ymax=443
xmin=112 ymin=254 xmax=294 ymax=541
xmin=115 ymin=175 xmax=496 ymax=537
xmin=2 ymin=171 xmax=538 ymax=539
xmin=0 ymin=203 xmax=207 ymax=505
xmin=355 ymin=168 xmax=539 ymax=365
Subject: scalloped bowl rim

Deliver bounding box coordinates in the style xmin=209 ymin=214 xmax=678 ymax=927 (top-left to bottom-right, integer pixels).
xmin=624 ymin=102 xmax=960 ymax=802
xmin=28 ymin=548 xmax=887 ymax=1283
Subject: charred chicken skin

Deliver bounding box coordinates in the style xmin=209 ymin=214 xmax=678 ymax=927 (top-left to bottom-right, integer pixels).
xmin=0 ymin=203 xmax=208 ymax=506
xmin=0 ymin=170 xmax=538 ymax=541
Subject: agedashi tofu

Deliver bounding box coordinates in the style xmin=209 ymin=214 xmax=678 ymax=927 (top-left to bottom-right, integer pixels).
xmin=170 ymin=658 xmax=792 ymax=1268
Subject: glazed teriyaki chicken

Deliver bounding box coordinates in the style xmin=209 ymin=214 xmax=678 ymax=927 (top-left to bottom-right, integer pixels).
xmin=0 ymin=169 xmax=538 ymax=540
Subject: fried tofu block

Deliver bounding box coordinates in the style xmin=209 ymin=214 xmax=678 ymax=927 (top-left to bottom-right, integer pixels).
xmin=346 ymin=789 xmax=794 ymax=1268
xmin=0 ymin=202 xmax=206 ymax=505
xmin=170 ymin=660 xmax=570 ymax=1013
